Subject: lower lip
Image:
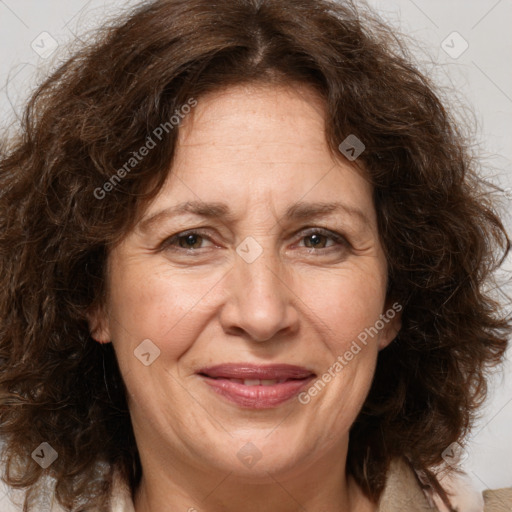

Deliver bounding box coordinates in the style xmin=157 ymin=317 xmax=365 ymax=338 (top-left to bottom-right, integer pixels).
xmin=199 ymin=375 xmax=315 ymax=409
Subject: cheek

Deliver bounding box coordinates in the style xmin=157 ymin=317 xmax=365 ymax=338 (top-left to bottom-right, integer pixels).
xmin=107 ymin=247 xmax=387 ymax=369
xmin=107 ymin=260 xmax=220 ymax=358
xmin=297 ymin=263 xmax=388 ymax=351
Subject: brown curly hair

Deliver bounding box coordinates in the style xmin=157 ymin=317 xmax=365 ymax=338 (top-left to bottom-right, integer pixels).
xmin=1 ymin=0 xmax=510 ymax=510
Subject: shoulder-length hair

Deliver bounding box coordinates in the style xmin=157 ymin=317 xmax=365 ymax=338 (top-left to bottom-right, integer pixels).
xmin=1 ymin=0 xmax=510 ymax=509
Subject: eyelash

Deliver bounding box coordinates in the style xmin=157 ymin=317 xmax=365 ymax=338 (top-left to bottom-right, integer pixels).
xmin=160 ymin=227 xmax=349 ymax=255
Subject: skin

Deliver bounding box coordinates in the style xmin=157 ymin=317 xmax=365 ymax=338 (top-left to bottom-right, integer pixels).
xmin=89 ymin=82 xmax=401 ymax=512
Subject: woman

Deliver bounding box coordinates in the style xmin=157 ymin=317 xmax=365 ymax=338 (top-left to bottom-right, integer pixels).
xmin=0 ymin=0 xmax=511 ymax=510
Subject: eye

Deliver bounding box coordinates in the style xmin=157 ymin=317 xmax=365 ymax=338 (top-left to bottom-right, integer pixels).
xmin=296 ymin=228 xmax=348 ymax=252
xmin=161 ymin=230 xmax=213 ymax=251
xmin=159 ymin=227 xmax=348 ymax=254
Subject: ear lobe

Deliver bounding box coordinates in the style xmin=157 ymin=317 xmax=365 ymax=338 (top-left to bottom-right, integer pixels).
xmin=86 ymin=305 xmax=111 ymax=344
xmin=378 ymin=301 xmax=403 ymax=350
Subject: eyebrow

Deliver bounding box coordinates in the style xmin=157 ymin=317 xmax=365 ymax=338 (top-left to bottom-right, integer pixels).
xmin=137 ymin=200 xmax=371 ymax=233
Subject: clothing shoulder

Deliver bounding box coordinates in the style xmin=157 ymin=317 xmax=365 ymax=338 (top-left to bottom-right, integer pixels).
xmin=379 ymin=457 xmax=512 ymax=512
xmin=43 ymin=460 xmax=512 ymax=512
xmin=483 ymin=488 xmax=512 ymax=511
xmin=378 ymin=458 xmax=438 ymax=511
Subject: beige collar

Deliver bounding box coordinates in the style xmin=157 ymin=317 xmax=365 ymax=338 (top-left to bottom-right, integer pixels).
xmin=48 ymin=456 xmax=510 ymax=511
xmin=377 ymin=458 xmax=438 ymax=511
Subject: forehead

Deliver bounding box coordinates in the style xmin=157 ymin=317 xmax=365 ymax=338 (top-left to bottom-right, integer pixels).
xmin=140 ymin=83 xmax=376 ymax=229
xmin=179 ymin=82 xmax=328 ymax=151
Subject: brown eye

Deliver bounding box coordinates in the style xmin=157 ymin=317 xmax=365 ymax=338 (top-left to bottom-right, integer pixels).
xmin=161 ymin=230 xmax=214 ymax=252
xmin=303 ymin=233 xmax=329 ymax=249
xmin=177 ymin=233 xmax=204 ymax=249
xmin=298 ymin=228 xmax=347 ymax=251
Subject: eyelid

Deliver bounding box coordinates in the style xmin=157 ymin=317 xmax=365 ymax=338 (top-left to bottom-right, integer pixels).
xmin=158 ymin=228 xmax=216 ymax=251
xmin=159 ymin=226 xmax=349 ymax=252
xmin=293 ymin=226 xmax=348 ymax=245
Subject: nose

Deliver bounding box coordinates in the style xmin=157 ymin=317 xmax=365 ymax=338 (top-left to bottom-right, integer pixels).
xmin=219 ymin=243 xmax=300 ymax=343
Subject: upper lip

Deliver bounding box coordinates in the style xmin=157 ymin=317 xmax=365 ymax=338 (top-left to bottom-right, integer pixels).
xmin=197 ymin=363 xmax=315 ymax=380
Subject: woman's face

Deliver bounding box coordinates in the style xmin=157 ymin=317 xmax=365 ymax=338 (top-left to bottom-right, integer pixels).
xmin=91 ymin=83 xmax=401 ymax=481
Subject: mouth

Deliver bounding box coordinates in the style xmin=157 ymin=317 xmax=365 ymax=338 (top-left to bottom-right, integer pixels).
xmin=196 ymin=363 xmax=316 ymax=409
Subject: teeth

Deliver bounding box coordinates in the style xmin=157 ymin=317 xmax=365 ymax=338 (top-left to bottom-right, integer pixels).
xmin=244 ymin=379 xmax=262 ymax=386
xmin=241 ymin=379 xmax=284 ymax=386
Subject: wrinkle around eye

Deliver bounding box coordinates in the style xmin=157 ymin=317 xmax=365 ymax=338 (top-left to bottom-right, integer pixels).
xmin=145 ymin=221 xmax=378 ymax=257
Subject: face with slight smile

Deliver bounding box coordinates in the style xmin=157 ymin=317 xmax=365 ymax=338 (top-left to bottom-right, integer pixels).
xmin=90 ymin=83 xmax=401 ymax=485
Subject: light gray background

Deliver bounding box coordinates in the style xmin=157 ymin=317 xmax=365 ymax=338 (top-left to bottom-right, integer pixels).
xmin=0 ymin=0 xmax=511 ymax=507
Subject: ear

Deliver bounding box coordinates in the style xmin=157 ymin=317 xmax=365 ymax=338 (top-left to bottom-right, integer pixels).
xmin=377 ymin=300 xmax=402 ymax=350
xmin=86 ymin=303 xmax=111 ymax=344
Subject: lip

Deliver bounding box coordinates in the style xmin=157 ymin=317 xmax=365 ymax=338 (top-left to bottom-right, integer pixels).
xmin=197 ymin=363 xmax=316 ymax=409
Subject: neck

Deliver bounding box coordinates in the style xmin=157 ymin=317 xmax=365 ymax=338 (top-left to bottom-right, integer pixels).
xmin=132 ymin=438 xmax=376 ymax=512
